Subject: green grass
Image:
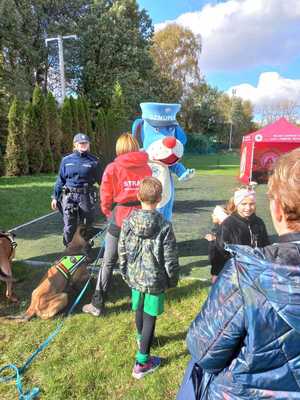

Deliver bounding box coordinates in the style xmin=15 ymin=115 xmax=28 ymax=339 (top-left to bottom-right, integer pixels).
xmin=0 ymin=174 xmax=56 ymax=230
xmin=0 ymin=152 xmax=240 ymax=231
xmin=0 ymin=271 xmax=209 ymax=400
xmin=183 ymin=151 xmax=240 ymax=176
xmin=0 ymin=153 xmax=276 ymax=400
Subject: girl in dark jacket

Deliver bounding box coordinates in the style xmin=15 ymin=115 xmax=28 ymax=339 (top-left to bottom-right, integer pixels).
xmin=177 ymin=148 xmax=300 ymax=399
xmin=209 ymin=186 xmax=269 ymax=281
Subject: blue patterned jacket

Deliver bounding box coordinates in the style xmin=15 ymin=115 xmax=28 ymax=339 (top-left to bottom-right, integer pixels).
xmin=186 ymin=233 xmax=300 ymax=399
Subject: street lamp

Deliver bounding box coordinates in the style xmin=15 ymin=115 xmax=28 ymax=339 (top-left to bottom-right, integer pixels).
xmin=45 ymin=35 xmax=77 ymax=103
xmin=228 ymin=88 xmax=236 ymax=151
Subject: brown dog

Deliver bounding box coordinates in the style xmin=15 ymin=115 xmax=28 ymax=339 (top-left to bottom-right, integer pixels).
xmin=0 ymin=232 xmax=18 ymax=303
xmin=13 ymin=225 xmax=97 ymax=321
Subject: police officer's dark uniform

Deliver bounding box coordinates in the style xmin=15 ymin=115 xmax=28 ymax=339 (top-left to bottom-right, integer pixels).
xmin=52 ymin=133 xmax=102 ymax=246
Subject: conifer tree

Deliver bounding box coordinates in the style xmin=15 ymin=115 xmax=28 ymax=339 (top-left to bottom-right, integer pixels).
xmin=77 ymin=96 xmax=87 ymax=134
xmin=32 ymin=85 xmax=54 ymax=172
xmin=81 ymin=96 xmax=95 ymax=152
xmin=23 ymin=102 xmax=43 ymax=173
xmin=0 ymin=147 xmax=4 ymax=176
xmin=69 ymin=96 xmax=79 ymax=135
xmin=110 ymin=81 xmax=128 ymax=133
xmin=46 ymin=92 xmax=62 ymax=171
xmin=95 ymin=108 xmax=107 ymax=162
xmin=82 ymin=96 xmax=93 ymax=136
xmin=60 ymin=97 xmax=73 ymax=155
xmin=5 ymin=97 xmax=28 ymax=176
xmin=104 ymin=81 xmax=128 ymax=162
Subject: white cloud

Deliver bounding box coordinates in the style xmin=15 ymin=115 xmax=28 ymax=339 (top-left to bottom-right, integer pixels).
xmin=156 ymin=0 xmax=300 ymax=72
xmin=227 ymin=72 xmax=300 ymax=108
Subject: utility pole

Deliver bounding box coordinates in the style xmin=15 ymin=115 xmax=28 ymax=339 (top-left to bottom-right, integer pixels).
xmin=45 ymin=35 xmax=77 ymax=103
xmin=228 ymin=88 xmax=236 ymax=151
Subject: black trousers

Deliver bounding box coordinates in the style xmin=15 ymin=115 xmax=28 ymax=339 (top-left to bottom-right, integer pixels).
xmin=135 ymin=295 xmax=157 ymax=356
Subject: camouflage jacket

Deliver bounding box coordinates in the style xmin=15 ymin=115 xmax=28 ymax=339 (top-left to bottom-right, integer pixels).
xmin=118 ymin=209 xmax=179 ymax=294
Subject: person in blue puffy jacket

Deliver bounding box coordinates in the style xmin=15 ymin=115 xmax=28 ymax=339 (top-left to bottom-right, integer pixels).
xmin=177 ymin=147 xmax=300 ymax=400
xmin=51 ymin=133 xmax=102 ymax=246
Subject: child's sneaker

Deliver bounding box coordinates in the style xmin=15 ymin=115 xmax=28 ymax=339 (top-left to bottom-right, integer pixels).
xmin=132 ymin=356 xmax=161 ymax=379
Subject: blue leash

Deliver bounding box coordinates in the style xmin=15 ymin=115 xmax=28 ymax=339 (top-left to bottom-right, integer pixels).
xmin=0 ymin=277 xmax=91 ymax=399
xmin=0 ymin=228 xmax=106 ymax=399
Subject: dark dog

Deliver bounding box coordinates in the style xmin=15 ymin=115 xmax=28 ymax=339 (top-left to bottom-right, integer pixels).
xmin=0 ymin=232 xmax=18 ymax=303
xmin=12 ymin=225 xmax=100 ymax=321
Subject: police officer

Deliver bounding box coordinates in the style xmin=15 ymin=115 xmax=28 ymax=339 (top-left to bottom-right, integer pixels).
xmin=51 ymin=133 xmax=102 ymax=246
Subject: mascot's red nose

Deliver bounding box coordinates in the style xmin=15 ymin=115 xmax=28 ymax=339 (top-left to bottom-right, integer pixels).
xmin=163 ymin=136 xmax=177 ymax=149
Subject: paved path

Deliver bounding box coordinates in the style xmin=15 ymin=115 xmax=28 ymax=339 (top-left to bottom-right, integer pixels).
xmin=12 ymin=175 xmax=275 ymax=280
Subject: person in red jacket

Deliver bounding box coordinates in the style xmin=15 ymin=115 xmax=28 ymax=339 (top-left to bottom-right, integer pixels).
xmin=82 ymin=133 xmax=152 ymax=316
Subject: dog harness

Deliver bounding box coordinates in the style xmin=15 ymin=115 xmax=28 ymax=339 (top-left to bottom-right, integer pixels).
xmin=55 ymin=255 xmax=86 ymax=280
xmin=0 ymin=231 xmax=17 ymax=257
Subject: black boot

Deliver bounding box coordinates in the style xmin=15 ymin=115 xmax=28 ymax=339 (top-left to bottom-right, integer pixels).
xmin=92 ymin=289 xmax=105 ymax=312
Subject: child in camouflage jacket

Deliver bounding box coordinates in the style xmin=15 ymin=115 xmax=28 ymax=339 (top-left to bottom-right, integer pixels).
xmin=118 ymin=177 xmax=180 ymax=379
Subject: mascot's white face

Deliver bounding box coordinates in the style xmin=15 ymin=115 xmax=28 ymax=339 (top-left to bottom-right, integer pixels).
xmin=146 ymin=136 xmax=184 ymax=166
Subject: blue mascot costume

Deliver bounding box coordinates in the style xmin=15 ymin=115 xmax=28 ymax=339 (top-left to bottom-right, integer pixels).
xmin=132 ymin=102 xmax=194 ymax=221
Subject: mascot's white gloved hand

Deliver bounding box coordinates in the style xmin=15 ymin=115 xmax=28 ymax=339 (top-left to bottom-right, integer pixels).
xmin=178 ymin=168 xmax=195 ymax=182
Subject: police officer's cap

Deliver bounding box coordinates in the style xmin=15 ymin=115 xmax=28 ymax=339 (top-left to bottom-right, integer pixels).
xmin=73 ymin=133 xmax=90 ymax=143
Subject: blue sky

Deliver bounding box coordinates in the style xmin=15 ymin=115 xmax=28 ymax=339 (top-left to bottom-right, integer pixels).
xmin=138 ymin=0 xmax=300 ymax=109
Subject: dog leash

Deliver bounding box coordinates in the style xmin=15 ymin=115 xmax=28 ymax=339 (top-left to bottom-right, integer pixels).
xmin=0 ymin=229 xmax=106 ymax=399
xmin=0 ymin=278 xmax=91 ymax=399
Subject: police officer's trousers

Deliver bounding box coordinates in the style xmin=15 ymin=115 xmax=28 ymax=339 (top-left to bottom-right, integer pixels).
xmin=62 ymin=192 xmax=96 ymax=246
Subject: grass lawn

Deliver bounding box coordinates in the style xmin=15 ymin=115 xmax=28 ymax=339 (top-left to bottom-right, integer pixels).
xmin=0 ymin=174 xmax=56 ymax=231
xmin=0 ymin=152 xmax=276 ymax=399
xmin=0 ymin=152 xmax=240 ymax=231
xmin=183 ymin=151 xmax=240 ymax=176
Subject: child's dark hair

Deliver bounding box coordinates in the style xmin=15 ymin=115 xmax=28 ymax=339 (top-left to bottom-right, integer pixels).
xmin=138 ymin=177 xmax=162 ymax=204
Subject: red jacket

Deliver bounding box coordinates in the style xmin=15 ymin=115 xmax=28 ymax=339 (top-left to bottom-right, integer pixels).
xmin=100 ymin=151 xmax=152 ymax=229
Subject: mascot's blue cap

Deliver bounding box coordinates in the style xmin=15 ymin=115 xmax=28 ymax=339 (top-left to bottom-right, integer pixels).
xmin=141 ymin=103 xmax=181 ymax=127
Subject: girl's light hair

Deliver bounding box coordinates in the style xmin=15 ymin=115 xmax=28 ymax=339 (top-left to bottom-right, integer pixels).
xmin=267 ymin=148 xmax=300 ymax=230
xmin=225 ymin=184 xmax=257 ymax=214
xmin=116 ymin=133 xmax=139 ymax=156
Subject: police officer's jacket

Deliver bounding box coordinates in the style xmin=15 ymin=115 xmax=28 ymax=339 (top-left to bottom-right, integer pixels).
xmin=185 ymin=232 xmax=300 ymax=399
xmin=53 ymin=151 xmax=102 ymax=200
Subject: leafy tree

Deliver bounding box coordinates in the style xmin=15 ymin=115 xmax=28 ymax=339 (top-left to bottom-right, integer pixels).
xmin=0 ymin=0 xmax=89 ymax=100
xmin=23 ymin=102 xmax=43 ymax=173
xmin=5 ymin=97 xmax=28 ymax=176
xmin=79 ymin=0 xmax=155 ymax=114
xmin=46 ymin=91 xmax=62 ymax=171
xmin=60 ymin=97 xmax=73 ymax=155
xmin=151 ymin=23 xmax=201 ymax=98
xmin=257 ymin=99 xmax=300 ymax=125
xmin=32 ymin=85 xmax=54 ymax=172
xmin=181 ymin=82 xmax=223 ymax=135
xmin=180 ymin=81 xmax=255 ymax=149
xmin=231 ymin=97 xmax=255 ymax=146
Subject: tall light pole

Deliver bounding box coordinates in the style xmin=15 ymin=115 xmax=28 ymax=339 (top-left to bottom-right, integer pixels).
xmin=228 ymin=88 xmax=236 ymax=151
xmin=45 ymin=35 xmax=77 ymax=103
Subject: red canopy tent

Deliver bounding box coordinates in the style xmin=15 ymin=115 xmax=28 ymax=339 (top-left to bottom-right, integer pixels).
xmin=239 ymin=117 xmax=300 ymax=184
